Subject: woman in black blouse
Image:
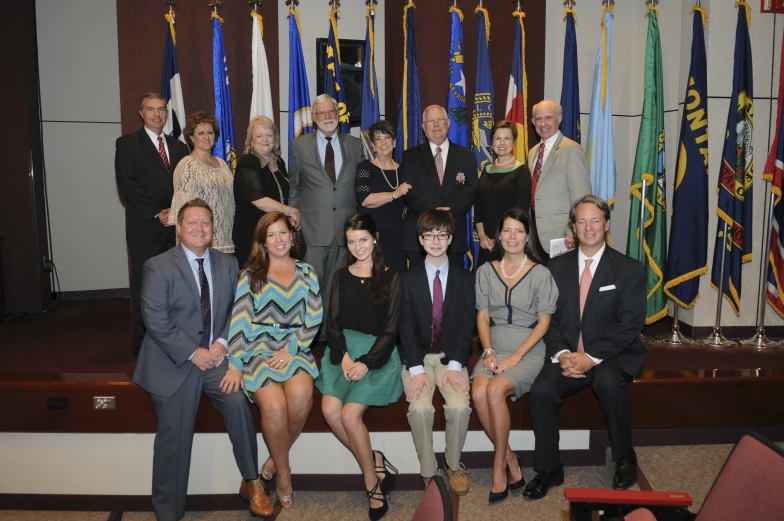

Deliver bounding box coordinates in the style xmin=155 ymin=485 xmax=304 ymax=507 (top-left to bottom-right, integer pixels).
xmin=315 ymin=214 xmax=403 ymax=521
xmin=233 ymin=116 xmax=300 ymax=266
xmin=355 ymin=120 xmax=411 ymax=272
xmin=475 ymin=119 xmax=532 ymax=268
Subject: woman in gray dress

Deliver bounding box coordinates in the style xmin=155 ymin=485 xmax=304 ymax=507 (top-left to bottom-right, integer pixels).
xmin=471 ymin=207 xmax=558 ymax=504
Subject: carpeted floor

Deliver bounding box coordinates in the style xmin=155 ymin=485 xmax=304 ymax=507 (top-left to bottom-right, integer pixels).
xmin=3 ymin=442 xmax=767 ymax=521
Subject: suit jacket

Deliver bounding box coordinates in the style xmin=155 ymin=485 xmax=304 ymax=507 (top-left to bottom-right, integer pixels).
xmin=527 ymin=133 xmax=591 ymax=253
xmin=133 ymin=244 xmax=239 ymax=397
xmin=288 ymin=131 xmax=364 ymax=247
xmin=399 ymin=261 xmax=476 ymax=368
xmin=401 ymin=141 xmax=478 ymax=252
xmin=544 ymin=246 xmax=647 ymax=378
xmin=115 ymin=128 xmax=190 ymax=245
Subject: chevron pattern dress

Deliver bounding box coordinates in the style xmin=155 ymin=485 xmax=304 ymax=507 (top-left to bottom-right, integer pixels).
xmin=227 ymin=261 xmax=322 ymax=398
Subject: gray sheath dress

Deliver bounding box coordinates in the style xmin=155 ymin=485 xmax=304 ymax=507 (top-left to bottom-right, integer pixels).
xmin=471 ymin=262 xmax=559 ymax=400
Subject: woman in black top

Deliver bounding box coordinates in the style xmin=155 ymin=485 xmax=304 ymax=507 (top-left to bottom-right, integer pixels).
xmin=315 ymin=214 xmax=403 ymax=521
xmin=355 ymin=120 xmax=412 ymax=272
xmin=233 ymin=116 xmax=300 ymax=266
xmin=475 ymin=119 xmax=532 ymax=268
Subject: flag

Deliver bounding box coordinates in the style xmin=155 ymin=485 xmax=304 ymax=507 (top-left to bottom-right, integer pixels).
xmin=360 ymin=7 xmax=380 ymax=159
xmin=765 ymin=26 xmax=784 ymax=318
xmin=710 ymin=3 xmax=754 ymax=316
xmin=212 ymin=14 xmax=237 ymax=172
xmin=161 ymin=13 xmax=185 ymax=143
xmin=663 ymin=7 xmax=709 ymax=309
xmin=586 ymin=7 xmax=616 ymax=206
xmin=505 ymin=9 xmax=529 ymax=160
xmin=446 ymin=6 xmax=468 ymax=147
xmin=394 ymin=3 xmax=422 ymax=163
xmin=470 ymin=6 xmax=494 ymax=271
xmin=626 ymin=7 xmax=668 ymax=324
xmin=323 ymin=9 xmax=350 ymax=134
xmin=288 ymin=8 xmax=313 ymax=161
xmin=560 ymin=8 xmax=580 ymax=143
xmin=249 ymin=10 xmax=274 ymax=122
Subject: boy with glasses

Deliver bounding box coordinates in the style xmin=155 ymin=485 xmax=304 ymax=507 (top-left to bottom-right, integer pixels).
xmin=399 ymin=210 xmax=476 ymax=494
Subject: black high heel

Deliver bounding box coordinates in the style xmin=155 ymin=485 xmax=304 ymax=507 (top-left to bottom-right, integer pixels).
xmin=509 ymin=454 xmax=526 ymax=493
xmin=373 ymin=450 xmax=398 ymax=496
xmin=366 ymin=479 xmax=389 ymax=521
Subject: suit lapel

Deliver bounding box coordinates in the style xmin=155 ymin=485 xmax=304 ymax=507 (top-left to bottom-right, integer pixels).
xmin=415 ymin=264 xmax=433 ymax=314
xmin=209 ymin=249 xmax=221 ymax=316
xmin=441 ymin=141 xmax=458 ymax=192
xmin=173 ymin=245 xmax=201 ymax=305
xmin=422 ymin=143 xmax=441 ymax=187
xmin=309 ymin=133 xmax=331 ymax=183
xmin=164 ymin=134 xmax=181 ymax=173
xmin=538 ymin=133 xmax=563 ymax=186
xmin=441 ymin=263 xmax=458 ymax=320
xmin=336 ymin=133 xmax=351 ymax=186
xmin=564 ymin=251 xmax=581 ymax=320
xmin=584 ymin=247 xmax=615 ymax=309
xmin=139 ymin=129 xmax=170 ymax=174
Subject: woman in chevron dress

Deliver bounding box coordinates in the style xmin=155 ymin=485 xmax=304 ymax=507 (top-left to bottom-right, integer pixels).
xmin=222 ymin=211 xmax=322 ymax=508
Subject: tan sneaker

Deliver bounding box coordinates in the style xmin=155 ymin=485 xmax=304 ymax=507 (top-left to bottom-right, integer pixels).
xmin=239 ymin=478 xmax=274 ymax=518
xmin=445 ymin=463 xmax=469 ymax=495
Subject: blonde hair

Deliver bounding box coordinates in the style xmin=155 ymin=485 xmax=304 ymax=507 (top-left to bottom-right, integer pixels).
xmin=244 ymin=116 xmax=281 ymax=157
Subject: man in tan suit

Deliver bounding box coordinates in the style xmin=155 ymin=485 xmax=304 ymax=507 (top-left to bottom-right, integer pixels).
xmin=527 ymin=100 xmax=591 ymax=263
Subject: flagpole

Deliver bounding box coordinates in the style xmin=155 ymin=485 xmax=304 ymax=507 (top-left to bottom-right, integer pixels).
xmin=703 ymin=222 xmax=737 ymax=346
xmin=742 ymin=189 xmax=780 ymax=348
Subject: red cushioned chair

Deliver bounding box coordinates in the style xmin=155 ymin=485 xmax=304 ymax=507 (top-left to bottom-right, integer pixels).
xmin=410 ymin=475 xmax=453 ymax=521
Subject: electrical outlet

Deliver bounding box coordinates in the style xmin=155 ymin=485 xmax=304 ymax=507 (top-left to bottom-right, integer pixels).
xmin=94 ymin=396 xmax=116 ymax=410
xmin=42 ymin=257 xmax=53 ymax=273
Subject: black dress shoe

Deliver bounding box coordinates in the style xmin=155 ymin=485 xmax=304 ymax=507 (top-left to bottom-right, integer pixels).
xmin=612 ymin=450 xmax=638 ymax=490
xmin=522 ymin=465 xmax=564 ymax=501
xmin=509 ymin=455 xmax=525 ymax=494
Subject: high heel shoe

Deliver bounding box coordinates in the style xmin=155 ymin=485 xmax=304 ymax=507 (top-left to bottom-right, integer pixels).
xmin=509 ymin=454 xmax=526 ymax=494
xmin=366 ymin=479 xmax=389 ymax=521
xmin=488 ymin=466 xmax=509 ymax=504
xmin=276 ymin=487 xmax=293 ymax=509
xmin=260 ymin=458 xmax=276 ymax=481
xmin=373 ymin=450 xmax=398 ymax=496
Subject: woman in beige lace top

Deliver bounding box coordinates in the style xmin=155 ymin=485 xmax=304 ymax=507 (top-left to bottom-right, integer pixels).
xmin=169 ymin=111 xmax=236 ymax=253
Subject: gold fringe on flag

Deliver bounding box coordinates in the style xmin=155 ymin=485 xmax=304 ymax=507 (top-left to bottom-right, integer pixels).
xmin=601 ymin=6 xmax=614 ymax=110
xmin=691 ymin=6 xmax=707 ymax=29
xmin=449 ymin=5 xmax=464 ymax=21
xmin=475 ymin=6 xmax=490 ymax=42
xmin=329 ymin=9 xmax=342 ymax=65
xmin=735 ymin=1 xmax=751 ymax=26
xmin=210 ymin=12 xmax=224 ymax=25
xmin=402 ymin=3 xmax=416 ymax=149
xmin=564 ymin=7 xmax=577 ymax=22
xmin=288 ymin=9 xmax=303 ymax=38
xmin=366 ymin=6 xmax=376 ymax=98
xmin=250 ymin=10 xmax=264 ymax=38
xmin=513 ymin=10 xmax=529 ymax=151
xmin=165 ymin=12 xmax=177 ymax=46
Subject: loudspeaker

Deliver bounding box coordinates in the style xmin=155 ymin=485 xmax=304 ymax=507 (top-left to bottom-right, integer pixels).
xmin=316 ymin=38 xmax=366 ymax=127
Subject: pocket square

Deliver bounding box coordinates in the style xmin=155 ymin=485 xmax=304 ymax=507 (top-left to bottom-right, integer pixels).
xmin=599 ymin=285 xmax=616 ymax=292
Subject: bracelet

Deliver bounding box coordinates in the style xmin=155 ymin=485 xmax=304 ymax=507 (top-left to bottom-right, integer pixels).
xmin=481 ymin=349 xmax=495 ymax=359
xmin=390 ymin=193 xmax=396 ymax=201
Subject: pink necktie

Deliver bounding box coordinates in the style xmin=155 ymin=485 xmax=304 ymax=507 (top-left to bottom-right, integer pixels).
xmin=158 ymin=136 xmax=170 ymax=170
xmin=577 ymin=258 xmax=593 ymax=353
xmin=434 ymin=147 xmax=444 ymax=185
xmin=531 ymin=143 xmax=544 ymax=210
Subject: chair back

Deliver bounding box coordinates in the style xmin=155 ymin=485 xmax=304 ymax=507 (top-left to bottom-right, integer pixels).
xmin=411 ymin=475 xmax=453 ymax=521
xmin=696 ymin=432 xmax=784 ymax=520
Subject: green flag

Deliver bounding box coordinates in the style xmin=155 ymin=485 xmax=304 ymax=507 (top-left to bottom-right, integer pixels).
xmin=627 ymin=7 xmax=668 ymax=324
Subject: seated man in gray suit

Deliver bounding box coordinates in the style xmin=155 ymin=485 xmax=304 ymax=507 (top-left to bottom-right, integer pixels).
xmin=132 ymin=198 xmax=272 ymax=520
xmin=289 ymin=93 xmax=364 ymax=342
xmin=527 ymin=100 xmax=592 ymax=263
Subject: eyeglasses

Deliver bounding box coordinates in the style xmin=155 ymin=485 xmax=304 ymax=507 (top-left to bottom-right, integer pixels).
xmin=421 ymin=233 xmax=451 ymax=241
xmin=424 ymin=117 xmax=448 ymax=126
xmin=314 ymin=109 xmax=338 ymax=118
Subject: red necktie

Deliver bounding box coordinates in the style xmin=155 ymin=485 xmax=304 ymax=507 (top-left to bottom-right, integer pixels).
xmin=434 ymin=147 xmax=445 ymax=185
xmin=531 ymin=142 xmax=545 ymax=210
xmin=431 ymin=270 xmax=443 ymax=351
xmin=577 ymin=259 xmax=593 ymax=353
xmin=158 ymin=136 xmax=170 ymax=170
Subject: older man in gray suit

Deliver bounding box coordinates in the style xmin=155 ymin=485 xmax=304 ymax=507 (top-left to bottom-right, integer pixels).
xmin=133 ymin=198 xmax=272 ymax=520
xmin=289 ymin=94 xmax=364 ymax=341
xmin=527 ymin=100 xmax=592 ymax=263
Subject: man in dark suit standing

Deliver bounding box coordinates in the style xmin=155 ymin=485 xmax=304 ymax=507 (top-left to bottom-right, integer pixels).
xmin=289 ymin=93 xmax=363 ymax=341
xmin=133 ymin=199 xmax=271 ymax=520
xmin=115 ymin=92 xmax=189 ymax=357
xmin=402 ymin=105 xmax=478 ymax=267
xmin=523 ymin=195 xmax=646 ymax=500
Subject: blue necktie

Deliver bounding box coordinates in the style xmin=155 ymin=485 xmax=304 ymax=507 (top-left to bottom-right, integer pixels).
xmin=197 ymin=258 xmax=211 ymax=348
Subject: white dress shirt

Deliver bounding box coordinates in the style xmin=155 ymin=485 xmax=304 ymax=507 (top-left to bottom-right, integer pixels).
xmin=429 ymin=139 xmax=450 ymax=169
xmin=144 ymin=125 xmax=170 ymax=161
xmin=182 ymin=244 xmax=228 ymax=358
xmin=537 ymin=130 xmax=561 ymax=166
xmin=316 ymin=130 xmax=344 ymax=180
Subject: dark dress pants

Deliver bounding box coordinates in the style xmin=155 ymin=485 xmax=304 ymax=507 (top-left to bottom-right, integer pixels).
xmin=529 ymin=356 xmax=634 ymax=472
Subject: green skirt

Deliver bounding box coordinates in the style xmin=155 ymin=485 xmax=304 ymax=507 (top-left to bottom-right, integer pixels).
xmin=316 ymin=329 xmax=403 ymax=406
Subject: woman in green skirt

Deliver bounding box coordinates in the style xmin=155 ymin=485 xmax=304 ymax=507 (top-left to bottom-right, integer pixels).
xmin=316 ymin=213 xmax=403 ymax=521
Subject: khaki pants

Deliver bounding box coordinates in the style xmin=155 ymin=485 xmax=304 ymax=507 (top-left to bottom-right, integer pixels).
xmin=402 ymin=352 xmax=471 ymax=477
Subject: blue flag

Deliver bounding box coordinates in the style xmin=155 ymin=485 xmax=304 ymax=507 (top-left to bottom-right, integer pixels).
xmin=161 ymin=14 xmax=185 ymax=143
xmin=664 ymin=8 xmax=709 ymax=309
xmin=288 ymin=8 xmax=313 ymax=162
xmin=710 ymin=4 xmax=754 ymax=316
xmin=394 ymin=3 xmax=422 ymax=163
xmin=446 ymin=7 xmax=467 ymax=147
xmin=212 ymin=14 xmax=236 ymax=172
xmin=323 ymin=9 xmax=350 ymax=135
xmin=560 ymin=9 xmax=580 ymax=143
xmin=586 ymin=7 xmax=616 ymax=206
xmin=360 ymin=7 xmax=380 ymax=158
xmin=470 ymin=6 xmax=494 ymax=271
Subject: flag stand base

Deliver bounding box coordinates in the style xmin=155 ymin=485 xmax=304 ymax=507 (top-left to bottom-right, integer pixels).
xmin=740 ymin=330 xmax=780 ymax=349
xmin=702 ymin=328 xmax=737 ymax=347
xmin=659 ymin=326 xmax=691 ymax=345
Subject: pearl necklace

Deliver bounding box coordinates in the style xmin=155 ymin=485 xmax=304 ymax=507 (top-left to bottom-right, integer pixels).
xmin=495 ymin=155 xmax=516 ymax=167
xmin=501 ymin=255 xmax=527 ymax=279
xmin=372 ymin=158 xmax=400 ymax=189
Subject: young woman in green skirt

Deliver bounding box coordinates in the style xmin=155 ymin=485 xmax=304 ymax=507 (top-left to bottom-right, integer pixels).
xmin=316 ymin=213 xmax=403 ymax=521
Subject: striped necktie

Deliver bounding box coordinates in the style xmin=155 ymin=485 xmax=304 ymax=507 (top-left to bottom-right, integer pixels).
xmin=431 ymin=269 xmax=443 ymax=351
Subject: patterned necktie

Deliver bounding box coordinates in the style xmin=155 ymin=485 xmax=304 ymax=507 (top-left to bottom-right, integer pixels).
xmin=197 ymin=258 xmax=211 ymax=348
xmin=325 ymin=136 xmax=337 ymax=184
xmin=434 ymin=146 xmax=445 ymax=185
xmin=531 ymin=142 xmax=545 ymax=210
xmin=431 ymin=269 xmax=443 ymax=351
xmin=158 ymin=136 xmax=170 ymax=170
xmin=577 ymin=258 xmax=593 ymax=353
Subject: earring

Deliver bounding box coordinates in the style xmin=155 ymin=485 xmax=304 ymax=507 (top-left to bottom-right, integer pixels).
xmin=374 ymin=240 xmax=377 ymax=244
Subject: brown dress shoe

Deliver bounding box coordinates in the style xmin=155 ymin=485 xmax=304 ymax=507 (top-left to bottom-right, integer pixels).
xmin=240 ymin=478 xmax=274 ymax=518
xmin=445 ymin=463 xmax=469 ymax=495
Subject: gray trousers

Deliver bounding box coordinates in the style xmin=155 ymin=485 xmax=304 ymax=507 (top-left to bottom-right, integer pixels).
xmin=149 ymin=363 xmax=258 ymax=521
xmin=304 ymin=235 xmax=347 ymax=341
